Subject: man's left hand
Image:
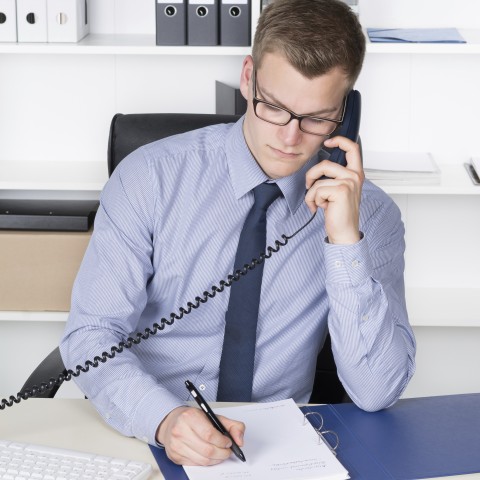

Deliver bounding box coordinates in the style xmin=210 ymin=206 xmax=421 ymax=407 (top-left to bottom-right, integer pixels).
xmin=305 ymin=136 xmax=364 ymax=245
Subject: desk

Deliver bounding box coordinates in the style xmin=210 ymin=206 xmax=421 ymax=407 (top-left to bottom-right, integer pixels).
xmin=2 ymin=399 xmax=479 ymax=480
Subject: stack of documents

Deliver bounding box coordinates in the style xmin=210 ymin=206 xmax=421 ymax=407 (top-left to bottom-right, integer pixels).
xmin=363 ymin=151 xmax=441 ymax=186
xmin=367 ymin=28 xmax=466 ymax=43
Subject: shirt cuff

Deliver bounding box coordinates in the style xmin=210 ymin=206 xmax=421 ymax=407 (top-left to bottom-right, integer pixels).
xmin=324 ymin=232 xmax=373 ymax=286
xmin=131 ymin=387 xmax=186 ymax=446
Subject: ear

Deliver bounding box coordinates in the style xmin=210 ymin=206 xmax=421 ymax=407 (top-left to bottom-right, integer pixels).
xmin=239 ymin=55 xmax=254 ymax=101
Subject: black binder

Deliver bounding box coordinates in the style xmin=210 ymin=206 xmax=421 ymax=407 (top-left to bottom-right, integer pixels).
xmin=220 ymin=0 xmax=250 ymax=46
xmin=156 ymin=0 xmax=187 ymax=46
xmin=187 ymin=0 xmax=219 ymax=46
xmin=0 ymin=199 xmax=99 ymax=232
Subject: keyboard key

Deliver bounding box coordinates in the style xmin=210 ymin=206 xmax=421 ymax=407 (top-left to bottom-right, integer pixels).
xmin=0 ymin=440 xmax=152 ymax=480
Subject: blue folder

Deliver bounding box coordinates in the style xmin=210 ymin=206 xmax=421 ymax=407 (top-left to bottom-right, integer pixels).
xmin=149 ymin=393 xmax=480 ymax=480
xmin=367 ymin=28 xmax=466 ymax=43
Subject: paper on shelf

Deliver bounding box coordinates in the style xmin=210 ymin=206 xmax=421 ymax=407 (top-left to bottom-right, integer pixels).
xmin=367 ymin=28 xmax=466 ymax=43
xmin=184 ymin=398 xmax=349 ymax=480
xmin=363 ymin=151 xmax=441 ymax=185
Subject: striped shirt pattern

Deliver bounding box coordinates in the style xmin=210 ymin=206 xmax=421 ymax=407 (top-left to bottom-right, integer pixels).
xmin=60 ymin=118 xmax=416 ymax=445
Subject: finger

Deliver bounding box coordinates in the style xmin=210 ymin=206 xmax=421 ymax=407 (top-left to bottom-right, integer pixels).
xmin=306 ymin=183 xmax=352 ymax=214
xmin=218 ymin=415 xmax=246 ymax=447
xmin=174 ymin=425 xmax=232 ymax=465
xmin=323 ymin=135 xmax=362 ymax=173
xmin=167 ymin=441 xmax=227 ymax=467
xmin=188 ymin=417 xmax=233 ymax=451
xmin=305 ymin=191 xmax=329 ymax=214
xmin=304 ymin=177 xmax=338 ymax=211
xmin=305 ymin=160 xmax=347 ymax=188
xmin=163 ymin=408 xmax=232 ymax=465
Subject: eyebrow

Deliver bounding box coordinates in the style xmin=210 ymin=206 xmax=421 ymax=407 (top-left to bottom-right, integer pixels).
xmin=256 ymin=80 xmax=339 ymax=118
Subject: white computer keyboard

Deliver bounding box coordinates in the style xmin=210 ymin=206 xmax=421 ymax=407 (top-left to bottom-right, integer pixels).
xmin=0 ymin=439 xmax=152 ymax=480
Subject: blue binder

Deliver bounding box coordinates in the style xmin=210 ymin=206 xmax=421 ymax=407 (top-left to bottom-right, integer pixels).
xmin=149 ymin=393 xmax=480 ymax=479
xmin=367 ymin=27 xmax=466 ymax=44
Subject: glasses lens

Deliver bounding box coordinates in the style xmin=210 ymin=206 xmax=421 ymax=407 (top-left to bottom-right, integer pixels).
xmin=255 ymin=101 xmax=291 ymax=125
xmin=301 ymin=117 xmax=339 ymax=136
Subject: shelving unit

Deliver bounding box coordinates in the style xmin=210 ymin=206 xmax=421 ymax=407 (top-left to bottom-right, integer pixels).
xmin=0 ymin=34 xmax=252 ymax=56
xmin=1 ymin=0 xmax=479 ymax=400
xmin=1 ymin=28 xmax=480 ymax=55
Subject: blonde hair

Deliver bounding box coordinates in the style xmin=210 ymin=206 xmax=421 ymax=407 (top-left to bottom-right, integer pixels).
xmin=252 ymin=0 xmax=365 ymax=88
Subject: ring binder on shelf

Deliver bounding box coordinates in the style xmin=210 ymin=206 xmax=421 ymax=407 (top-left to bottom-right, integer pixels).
xmin=156 ymin=0 xmax=187 ymax=46
xmin=219 ymin=0 xmax=251 ymax=46
xmin=187 ymin=0 xmax=219 ymax=46
xmin=17 ymin=0 xmax=48 ymax=42
xmin=0 ymin=0 xmax=17 ymax=42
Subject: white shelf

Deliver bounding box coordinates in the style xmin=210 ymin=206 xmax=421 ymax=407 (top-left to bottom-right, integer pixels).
xmin=2 ymin=286 xmax=479 ymax=327
xmin=370 ymin=164 xmax=480 ymax=195
xmin=1 ymin=161 xmax=478 ymax=195
xmin=0 ymin=34 xmax=253 ymax=56
xmin=406 ymin=287 xmax=480 ymax=327
xmin=0 ymin=311 xmax=68 ymax=322
xmin=1 ymin=28 xmax=480 ymax=56
xmin=366 ymin=29 xmax=480 ymax=54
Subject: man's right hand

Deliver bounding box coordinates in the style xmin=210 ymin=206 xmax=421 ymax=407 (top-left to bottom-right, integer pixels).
xmin=156 ymin=406 xmax=245 ymax=466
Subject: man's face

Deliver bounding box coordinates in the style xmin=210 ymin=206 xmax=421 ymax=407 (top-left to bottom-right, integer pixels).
xmin=240 ymin=53 xmax=349 ymax=179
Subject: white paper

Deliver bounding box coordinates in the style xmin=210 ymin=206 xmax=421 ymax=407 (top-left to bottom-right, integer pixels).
xmin=363 ymin=151 xmax=439 ymax=173
xmin=184 ymin=399 xmax=349 ymax=480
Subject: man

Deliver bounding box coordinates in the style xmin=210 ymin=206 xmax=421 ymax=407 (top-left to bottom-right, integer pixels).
xmin=61 ymin=0 xmax=416 ymax=467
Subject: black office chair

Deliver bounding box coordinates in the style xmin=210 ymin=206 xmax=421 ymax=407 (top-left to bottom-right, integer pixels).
xmin=22 ymin=112 xmax=349 ymax=404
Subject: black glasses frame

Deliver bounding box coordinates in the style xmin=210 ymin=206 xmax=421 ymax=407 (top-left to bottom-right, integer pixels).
xmin=252 ymin=70 xmax=346 ymax=137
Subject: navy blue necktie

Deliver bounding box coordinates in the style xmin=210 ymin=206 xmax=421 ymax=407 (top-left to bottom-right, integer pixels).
xmin=217 ymin=182 xmax=282 ymax=402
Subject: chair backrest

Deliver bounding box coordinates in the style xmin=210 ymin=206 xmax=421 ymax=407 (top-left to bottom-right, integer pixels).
xmin=107 ymin=112 xmax=240 ymax=176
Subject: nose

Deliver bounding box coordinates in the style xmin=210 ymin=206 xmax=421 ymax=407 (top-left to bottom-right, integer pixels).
xmin=278 ymin=118 xmax=302 ymax=146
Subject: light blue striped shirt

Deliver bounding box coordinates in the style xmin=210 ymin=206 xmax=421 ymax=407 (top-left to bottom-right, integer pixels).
xmin=60 ymin=118 xmax=416 ymax=445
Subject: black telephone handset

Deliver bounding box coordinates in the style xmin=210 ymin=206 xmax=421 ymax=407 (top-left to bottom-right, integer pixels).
xmin=1 ymin=91 xmax=363 ymax=410
xmin=322 ymin=89 xmax=361 ymax=168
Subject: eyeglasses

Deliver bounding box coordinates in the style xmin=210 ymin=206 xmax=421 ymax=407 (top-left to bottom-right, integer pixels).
xmin=252 ymin=70 xmax=346 ymax=137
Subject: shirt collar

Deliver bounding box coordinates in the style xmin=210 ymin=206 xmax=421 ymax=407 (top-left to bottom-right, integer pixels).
xmin=225 ymin=117 xmax=328 ymax=215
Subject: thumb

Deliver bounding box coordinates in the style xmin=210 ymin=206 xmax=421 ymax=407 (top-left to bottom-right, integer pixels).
xmin=218 ymin=415 xmax=246 ymax=447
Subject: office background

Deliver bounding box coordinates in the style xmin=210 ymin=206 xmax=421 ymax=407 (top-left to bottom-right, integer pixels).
xmin=0 ymin=0 xmax=480 ymax=400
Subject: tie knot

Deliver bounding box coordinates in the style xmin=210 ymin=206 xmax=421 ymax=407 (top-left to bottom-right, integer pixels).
xmin=253 ymin=182 xmax=282 ymax=211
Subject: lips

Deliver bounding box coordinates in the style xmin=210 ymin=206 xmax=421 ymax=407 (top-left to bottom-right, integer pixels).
xmin=269 ymin=145 xmax=300 ymax=158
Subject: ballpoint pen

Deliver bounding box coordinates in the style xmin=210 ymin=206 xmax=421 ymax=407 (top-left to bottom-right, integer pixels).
xmin=185 ymin=380 xmax=246 ymax=462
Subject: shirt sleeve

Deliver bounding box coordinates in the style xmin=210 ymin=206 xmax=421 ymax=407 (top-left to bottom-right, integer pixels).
xmin=323 ymin=193 xmax=416 ymax=412
xmin=59 ymin=148 xmax=185 ymax=445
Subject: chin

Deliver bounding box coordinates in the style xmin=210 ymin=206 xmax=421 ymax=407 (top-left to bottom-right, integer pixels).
xmin=266 ymin=165 xmax=300 ymax=179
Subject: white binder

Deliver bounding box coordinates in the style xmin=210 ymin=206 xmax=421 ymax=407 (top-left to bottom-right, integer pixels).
xmin=17 ymin=0 xmax=48 ymax=42
xmin=47 ymin=0 xmax=89 ymax=43
xmin=0 ymin=0 xmax=17 ymax=42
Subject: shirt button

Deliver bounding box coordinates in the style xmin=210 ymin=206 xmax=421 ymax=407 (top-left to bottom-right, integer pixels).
xmin=334 ymin=260 xmax=342 ymax=268
xmin=105 ymin=413 xmax=111 ymax=420
xmin=362 ymin=314 xmax=369 ymax=322
xmin=199 ymin=384 xmax=206 ymax=391
xmin=352 ymin=260 xmax=360 ymax=267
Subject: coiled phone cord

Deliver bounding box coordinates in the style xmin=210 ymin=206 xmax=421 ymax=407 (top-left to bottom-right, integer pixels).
xmin=0 ymin=212 xmax=317 ymax=410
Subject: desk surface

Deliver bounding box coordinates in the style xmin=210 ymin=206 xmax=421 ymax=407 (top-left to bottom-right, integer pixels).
xmin=1 ymin=399 xmax=479 ymax=480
